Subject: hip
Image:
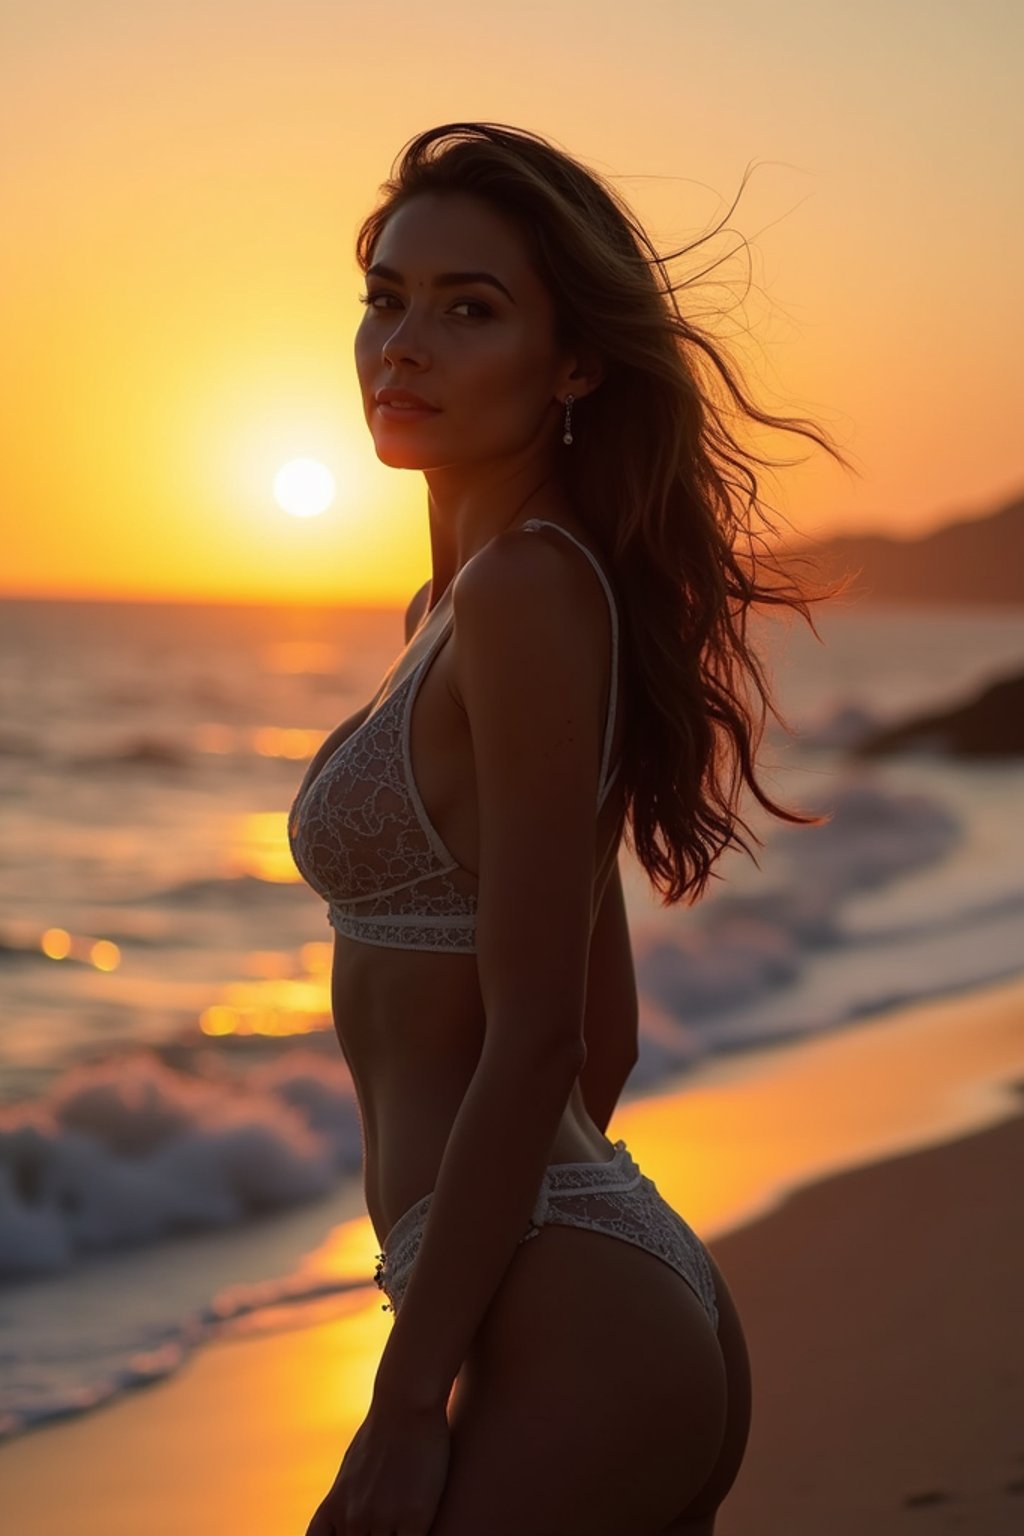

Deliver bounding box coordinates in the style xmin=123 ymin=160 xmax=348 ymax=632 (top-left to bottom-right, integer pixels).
xmin=373 ymin=1138 xmax=719 ymax=1332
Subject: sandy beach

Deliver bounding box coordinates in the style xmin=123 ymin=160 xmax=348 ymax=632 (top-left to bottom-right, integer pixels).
xmin=2 ymin=974 xmax=1022 ymax=1535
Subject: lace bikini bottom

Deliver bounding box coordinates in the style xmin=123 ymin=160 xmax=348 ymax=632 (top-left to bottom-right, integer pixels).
xmin=373 ymin=1139 xmax=719 ymax=1332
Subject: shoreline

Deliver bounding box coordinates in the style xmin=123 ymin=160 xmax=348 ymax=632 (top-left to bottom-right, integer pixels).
xmin=618 ymin=970 xmax=1024 ymax=1243
xmin=2 ymin=973 xmax=1022 ymax=1533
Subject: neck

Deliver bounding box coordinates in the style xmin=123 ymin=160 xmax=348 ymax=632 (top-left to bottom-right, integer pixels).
xmin=423 ymin=460 xmax=560 ymax=602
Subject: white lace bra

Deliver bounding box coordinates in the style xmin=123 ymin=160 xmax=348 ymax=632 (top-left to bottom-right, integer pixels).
xmin=287 ymin=519 xmax=621 ymax=953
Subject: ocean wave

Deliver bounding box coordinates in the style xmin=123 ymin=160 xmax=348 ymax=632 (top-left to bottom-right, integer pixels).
xmin=775 ymin=779 xmax=961 ymax=895
xmin=635 ymin=779 xmax=963 ymax=1027
xmin=0 ymin=1050 xmax=362 ymax=1283
xmin=138 ymin=873 xmax=302 ymax=908
xmin=68 ymin=737 xmax=193 ymax=771
xmin=60 ymin=725 xmax=335 ymax=771
xmin=0 ymin=939 xmax=95 ymax=969
xmin=0 ymin=913 xmax=173 ymax=964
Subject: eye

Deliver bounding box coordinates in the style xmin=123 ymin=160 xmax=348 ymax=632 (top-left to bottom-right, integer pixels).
xmin=448 ymin=299 xmax=491 ymax=319
xmin=357 ymin=292 xmax=491 ymax=320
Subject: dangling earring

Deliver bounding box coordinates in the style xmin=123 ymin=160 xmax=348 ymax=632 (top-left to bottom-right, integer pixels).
xmin=562 ymin=394 xmax=575 ymax=446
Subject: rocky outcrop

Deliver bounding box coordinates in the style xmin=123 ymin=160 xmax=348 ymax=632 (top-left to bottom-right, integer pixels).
xmin=854 ymin=671 xmax=1024 ymax=758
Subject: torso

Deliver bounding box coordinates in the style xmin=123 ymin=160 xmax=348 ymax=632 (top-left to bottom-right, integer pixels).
xmin=318 ymin=507 xmax=629 ymax=1243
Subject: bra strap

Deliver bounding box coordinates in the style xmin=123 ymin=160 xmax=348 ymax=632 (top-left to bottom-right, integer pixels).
xmin=521 ymin=520 xmax=619 ymax=802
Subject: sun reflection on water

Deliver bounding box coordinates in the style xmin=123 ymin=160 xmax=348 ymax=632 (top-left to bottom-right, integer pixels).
xmin=199 ymin=953 xmax=334 ymax=1038
xmin=252 ymin=727 xmax=322 ymax=761
xmin=199 ymin=975 xmax=331 ymax=1038
xmin=39 ymin=926 xmax=121 ymax=971
xmin=231 ymin=810 xmax=302 ymax=883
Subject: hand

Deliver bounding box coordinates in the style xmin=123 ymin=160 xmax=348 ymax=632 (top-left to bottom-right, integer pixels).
xmin=304 ymin=1396 xmax=451 ymax=1536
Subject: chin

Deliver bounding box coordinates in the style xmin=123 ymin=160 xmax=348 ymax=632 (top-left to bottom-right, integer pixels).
xmin=372 ymin=441 xmax=436 ymax=470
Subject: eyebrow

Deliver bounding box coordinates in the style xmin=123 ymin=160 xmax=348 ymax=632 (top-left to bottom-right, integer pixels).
xmin=365 ymin=262 xmax=516 ymax=304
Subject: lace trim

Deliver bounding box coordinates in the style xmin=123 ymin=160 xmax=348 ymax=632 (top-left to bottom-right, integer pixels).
xmin=328 ymin=903 xmax=477 ymax=954
xmin=287 ymin=642 xmax=477 ymax=913
xmin=372 ymin=1141 xmax=718 ymax=1330
xmin=288 ymin=519 xmax=623 ymax=950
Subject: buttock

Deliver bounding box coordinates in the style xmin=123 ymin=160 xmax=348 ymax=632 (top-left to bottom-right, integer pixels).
xmin=372 ymin=1139 xmax=719 ymax=1331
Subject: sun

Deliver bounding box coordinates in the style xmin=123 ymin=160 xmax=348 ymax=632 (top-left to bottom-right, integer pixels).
xmin=273 ymin=458 xmax=336 ymax=518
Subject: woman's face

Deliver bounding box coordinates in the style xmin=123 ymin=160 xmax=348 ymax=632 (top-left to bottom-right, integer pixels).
xmin=354 ymin=191 xmax=569 ymax=470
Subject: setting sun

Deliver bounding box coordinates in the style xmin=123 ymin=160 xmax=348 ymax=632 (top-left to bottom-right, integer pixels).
xmin=273 ymin=458 xmax=336 ymax=518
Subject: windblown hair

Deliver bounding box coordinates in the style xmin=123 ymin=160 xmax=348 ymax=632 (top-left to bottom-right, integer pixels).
xmin=355 ymin=122 xmax=852 ymax=904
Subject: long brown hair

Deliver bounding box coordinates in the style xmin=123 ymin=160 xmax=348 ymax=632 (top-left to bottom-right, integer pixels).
xmin=355 ymin=123 xmax=852 ymax=904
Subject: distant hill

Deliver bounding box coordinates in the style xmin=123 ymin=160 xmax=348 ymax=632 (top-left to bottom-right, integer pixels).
xmin=795 ymin=489 xmax=1024 ymax=605
xmin=853 ymin=671 xmax=1024 ymax=758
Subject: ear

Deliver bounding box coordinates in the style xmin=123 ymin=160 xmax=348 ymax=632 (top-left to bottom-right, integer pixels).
xmin=559 ymin=348 xmax=605 ymax=402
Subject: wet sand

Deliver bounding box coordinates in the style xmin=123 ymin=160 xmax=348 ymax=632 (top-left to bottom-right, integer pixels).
xmin=714 ymin=1086 xmax=1024 ymax=1535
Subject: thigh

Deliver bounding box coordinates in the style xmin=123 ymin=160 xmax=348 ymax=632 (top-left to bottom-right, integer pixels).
xmin=430 ymin=1224 xmax=728 ymax=1536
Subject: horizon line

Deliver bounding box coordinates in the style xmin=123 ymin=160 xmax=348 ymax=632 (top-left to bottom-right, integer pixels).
xmin=0 ymin=589 xmax=406 ymax=610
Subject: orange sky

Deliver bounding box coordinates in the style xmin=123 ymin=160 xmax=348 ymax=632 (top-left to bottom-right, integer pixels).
xmin=2 ymin=2 xmax=1021 ymax=604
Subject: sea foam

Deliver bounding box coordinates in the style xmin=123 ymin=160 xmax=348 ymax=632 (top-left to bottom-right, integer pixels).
xmin=0 ymin=1050 xmax=361 ymax=1281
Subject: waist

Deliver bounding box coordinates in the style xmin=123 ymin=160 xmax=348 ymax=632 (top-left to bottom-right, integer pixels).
xmin=326 ymin=945 xmax=605 ymax=1237
xmin=361 ymin=1085 xmax=608 ymax=1243
xmin=380 ymin=1135 xmax=626 ymax=1255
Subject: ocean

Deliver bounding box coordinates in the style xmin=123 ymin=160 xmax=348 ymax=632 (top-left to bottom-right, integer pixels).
xmin=1 ymin=596 xmax=1022 ymax=1441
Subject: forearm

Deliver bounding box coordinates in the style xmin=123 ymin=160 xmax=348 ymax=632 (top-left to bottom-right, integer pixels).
xmin=372 ymin=1032 xmax=585 ymax=1410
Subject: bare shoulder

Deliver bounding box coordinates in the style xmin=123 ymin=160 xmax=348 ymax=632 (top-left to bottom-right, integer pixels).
xmin=451 ymin=520 xmax=611 ymax=681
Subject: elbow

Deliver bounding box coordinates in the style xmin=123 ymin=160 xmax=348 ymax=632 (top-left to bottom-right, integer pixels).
xmin=482 ymin=1021 xmax=587 ymax=1080
xmin=537 ymin=1031 xmax=590 ymax=1077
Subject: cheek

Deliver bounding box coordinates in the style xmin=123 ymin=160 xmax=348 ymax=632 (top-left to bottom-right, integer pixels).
xmin=353 ymin=322 xmax=376 ymax=382
xmin=353 ymin=316 xmax=553 ymax=417
xmin=461 ymin=330 xmax=551 ymax=406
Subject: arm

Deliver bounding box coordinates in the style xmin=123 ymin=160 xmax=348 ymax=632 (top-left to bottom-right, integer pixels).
xmin=579 ymin=859 xmax=639 ymax=1134
xmin=371 ymin=529 xmax=604 ymax=1412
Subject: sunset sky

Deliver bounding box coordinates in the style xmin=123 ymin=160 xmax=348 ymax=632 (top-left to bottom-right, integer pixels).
xmin=3 ymin=1 xmax=1021 ymax=604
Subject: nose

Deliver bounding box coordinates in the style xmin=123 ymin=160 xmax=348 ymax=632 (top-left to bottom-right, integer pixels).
xmin=380 ymin=305 xmax=429 ymax=368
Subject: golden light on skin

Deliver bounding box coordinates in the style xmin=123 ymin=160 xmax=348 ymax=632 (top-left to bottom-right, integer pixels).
xmin=272 ymin=457 xmax=335 ymax=519
xmin=41 ymin=928 xmax=71 ymax=960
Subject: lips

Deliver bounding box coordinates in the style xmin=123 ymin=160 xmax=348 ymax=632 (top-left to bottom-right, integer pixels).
xmin=375 ymin=388 xmax=440 ymax=410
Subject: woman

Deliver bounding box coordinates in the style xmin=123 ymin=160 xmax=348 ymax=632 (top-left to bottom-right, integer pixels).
xmin=292 ymin=123 xmax=846 ymax=1536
